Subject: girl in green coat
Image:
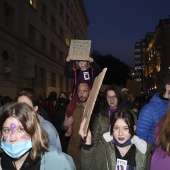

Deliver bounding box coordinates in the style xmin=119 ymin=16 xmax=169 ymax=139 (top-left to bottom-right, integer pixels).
xmin=79 ymin=107 xmax=152 ymax=170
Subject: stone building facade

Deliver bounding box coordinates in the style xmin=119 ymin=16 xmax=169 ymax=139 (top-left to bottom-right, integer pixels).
xmin=0 ymin=0 xmax=89 ymax=98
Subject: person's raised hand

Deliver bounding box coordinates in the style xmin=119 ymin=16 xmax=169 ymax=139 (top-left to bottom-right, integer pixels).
xmin=79 ymin=118 xmax=92 ymax=144
xmin=87 ymin=57 xmax=94 ymax=63
xmin=66 ymin=56 xmax=71 ymax=62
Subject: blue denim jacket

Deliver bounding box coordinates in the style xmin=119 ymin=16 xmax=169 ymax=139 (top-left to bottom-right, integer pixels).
xmin=37 ymin=115 xmax=62 ymax=151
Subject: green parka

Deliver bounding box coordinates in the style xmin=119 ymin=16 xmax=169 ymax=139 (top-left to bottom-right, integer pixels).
xmin=81 ymin=134 xmax=152 ymax=170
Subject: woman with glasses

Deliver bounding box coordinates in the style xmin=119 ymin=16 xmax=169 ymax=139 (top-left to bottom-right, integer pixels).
xmin=92 ymin=85 xmax=123 ymax=144
xmin=92 ymin=85 xmax=137 ymax=145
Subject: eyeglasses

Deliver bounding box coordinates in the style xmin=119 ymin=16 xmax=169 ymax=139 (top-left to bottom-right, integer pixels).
xmin=107 ymin=95 xmax=117 ymax=100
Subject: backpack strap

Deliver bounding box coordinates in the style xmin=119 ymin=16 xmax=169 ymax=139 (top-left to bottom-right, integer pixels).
xmin=72 ymin=68 xmax=77 ymax=96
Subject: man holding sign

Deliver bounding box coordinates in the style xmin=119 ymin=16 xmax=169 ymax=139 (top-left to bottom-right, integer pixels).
xmin=67 ymin=82 xmax=90 ymax=170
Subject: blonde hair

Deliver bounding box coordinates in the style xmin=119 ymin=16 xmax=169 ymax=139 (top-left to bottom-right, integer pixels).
xmin=76 ymin=60 xmax=90 ymax=69
xmin=0 ymin=103 xmax=49 ymax=160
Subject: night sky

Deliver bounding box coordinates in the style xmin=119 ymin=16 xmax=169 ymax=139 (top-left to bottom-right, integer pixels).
xmin=83 ymin=0 xmax=170 ymax=67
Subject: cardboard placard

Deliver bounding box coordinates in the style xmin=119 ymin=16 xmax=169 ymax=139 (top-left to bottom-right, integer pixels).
xmin=68 ymin=39 xmax=91 ymax=60
xmin=82 ymin=68 xmax=107 ymax=135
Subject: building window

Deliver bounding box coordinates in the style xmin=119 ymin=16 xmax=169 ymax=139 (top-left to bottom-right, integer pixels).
xmin=39 ymin=68 xmax=45 ymax=88
xmin=41 ymin=35 xmax=46 ymax=51
xmin=29 ymin=0 xmax=36 ymax=9
xmin=29 ymin=24 xmax=36 ymax=43
xmin=66 ymin=1 xmax=70 ymax=8
xmin=41 ymin=3 xmax=47 ymax=22
xmin=66 ymin=13 xmax=69 ymax=27
xmin=60 ymin=75 xmax=63 ymax=90
xmin=65 ymin=35 xmax=70 ymax=46
xmin=51 ymin=15 xmax=56 ymax=33
xmin=70 ymin=3 xmax=73 ymax=15
xmin=59 ymin=26 xmax=65 ymax=41
xmin=134 ymin=60 xmax=141 ymax=64
xmin=74 ymin=10 xmax=77 ymax=22
xmin=74 ymin=27 xmax=77 ymax=38
xmin=51 ymin=0 xmax=58 ymax=9
xmin=134 ymin=49 xmax=141 ymax=52
xmin=25 ymin=78 xmax=34 ymax=88
xmin=35 ymin=66 xmax=45 ymax=88
xmin=135 ymin=54 xmax=141 ymax=58
xmin=51 ymin=43 xmax=56 ymax=58
xmin=70 ymin=21 xmax=73 ymax=33
xmin=59 ymin=51 xmax=64 ymax=64
xmin=3 ymin=2 xmax=14 ymax=29
xmin=52 ymin=73 xmax=56 ymax=87
xmin=59 ymin=2 xmax=64 ymax=19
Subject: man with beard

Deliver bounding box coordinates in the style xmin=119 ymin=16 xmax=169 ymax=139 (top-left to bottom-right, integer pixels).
xmin=67 ymin=83 xmax=90 ymax=170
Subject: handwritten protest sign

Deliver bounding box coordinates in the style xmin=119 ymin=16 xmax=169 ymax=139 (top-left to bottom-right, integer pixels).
xmin=82 ymin=68 xmax=107 ymax=135
xmin=68 ymin=39 xmax=91 ymax=60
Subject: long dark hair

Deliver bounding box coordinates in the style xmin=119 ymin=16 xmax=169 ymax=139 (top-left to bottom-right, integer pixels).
xmin=110 ymin=107 xmax=135 ymax=136
xmin=56 ymin=91 xmax=69 ymax=106
xmin=47 ymin=91 xmax=57 ymax=101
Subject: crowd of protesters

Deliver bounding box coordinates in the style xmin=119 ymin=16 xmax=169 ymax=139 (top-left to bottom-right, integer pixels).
xmin=1 ymin=56 xmax=170 ymax=170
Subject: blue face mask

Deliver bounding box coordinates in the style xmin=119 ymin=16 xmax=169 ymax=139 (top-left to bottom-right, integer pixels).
xmin=1 ymin=138 xmax=32 ymax=159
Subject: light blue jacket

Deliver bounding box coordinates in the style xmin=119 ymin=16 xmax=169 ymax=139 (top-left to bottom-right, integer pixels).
xmin=37 ymin=115 xmax=62 ymax=151
xmin=40 ymin=145 xmax=76 ymax=170
xmin=136 ymin=93 xmax=169 ymax=145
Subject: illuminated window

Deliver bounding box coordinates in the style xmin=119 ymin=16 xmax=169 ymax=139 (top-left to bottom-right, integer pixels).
xmin=29 ymin=0 xmax=36 ymax=9
xmin=134 ymin=49 xmax=141 ymax=52
xmin=65 ymin=36 xmax=70 ymax=46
